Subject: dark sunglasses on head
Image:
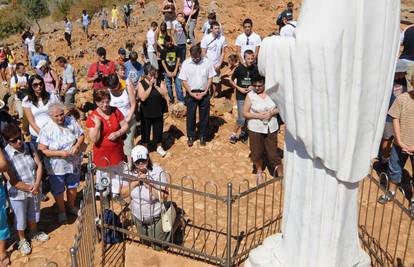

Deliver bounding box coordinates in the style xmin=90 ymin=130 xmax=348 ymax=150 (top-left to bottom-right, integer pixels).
xmin=8 ymin=135 xmax=21 ymax=144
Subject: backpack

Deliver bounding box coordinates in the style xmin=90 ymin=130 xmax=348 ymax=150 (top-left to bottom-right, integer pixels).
xmin=103 ymin=209 xmax=124 ymax=244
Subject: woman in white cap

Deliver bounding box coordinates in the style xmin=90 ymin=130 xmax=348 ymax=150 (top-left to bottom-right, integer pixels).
xmin=120 ymin=145 xmax=175 ymax=250
xmin=36 ymin=60 xmax=60 ymax=94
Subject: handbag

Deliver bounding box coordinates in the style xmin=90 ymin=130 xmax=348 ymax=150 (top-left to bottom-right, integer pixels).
xmin=158 ymin=190 xmax=176 ymax=232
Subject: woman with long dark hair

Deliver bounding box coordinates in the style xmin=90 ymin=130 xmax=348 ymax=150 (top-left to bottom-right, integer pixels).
xmin=22 ymin=75 xmax=61 ymax=145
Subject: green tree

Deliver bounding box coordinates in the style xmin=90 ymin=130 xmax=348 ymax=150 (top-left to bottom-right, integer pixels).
xmin=22 ymin=0 xmax=50 ymax=33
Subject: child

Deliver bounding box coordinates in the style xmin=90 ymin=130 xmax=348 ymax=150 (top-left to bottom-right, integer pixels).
xmin=228 ymin=50 xmax=259 ymax=144
xmin=2 ymin=123 xmax=49 ymax=255
xmin=146 ymin=22 xmax=159 ymax=69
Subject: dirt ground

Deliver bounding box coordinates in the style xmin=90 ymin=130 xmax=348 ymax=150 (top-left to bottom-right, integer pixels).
xmin=0 ymin=0 xmax=413 ymax=266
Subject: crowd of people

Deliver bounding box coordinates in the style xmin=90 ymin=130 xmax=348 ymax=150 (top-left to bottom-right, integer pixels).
xmin=0 ymin=0 xmax=412 ymax=263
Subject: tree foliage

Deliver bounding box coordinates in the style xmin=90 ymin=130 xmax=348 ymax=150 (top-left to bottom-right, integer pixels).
xmin=22 ymin=0 xmax=50 ymax=32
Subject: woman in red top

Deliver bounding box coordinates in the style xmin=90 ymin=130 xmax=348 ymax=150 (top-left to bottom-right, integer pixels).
xmin=86 ymin=90 xmax=128 ymax=197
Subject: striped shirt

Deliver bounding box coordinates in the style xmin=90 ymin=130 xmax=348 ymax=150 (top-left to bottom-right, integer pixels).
xmin=388 ymin=92 xmax=414 ymax=146
xmin=4 ymin=143 xmax=37 ymax=200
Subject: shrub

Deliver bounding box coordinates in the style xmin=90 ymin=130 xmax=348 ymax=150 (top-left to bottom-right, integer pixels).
xmin=21 ymin=0 xmax=50 ymax=32
xmin=0 ymin=4 xmax=28 ymax=40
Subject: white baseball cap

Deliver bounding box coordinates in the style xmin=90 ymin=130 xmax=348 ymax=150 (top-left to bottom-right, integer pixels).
xmin=131 ymin=145 xmax=149 ymax=162
xmin=36 ymin=59 xmax=47 ymax=70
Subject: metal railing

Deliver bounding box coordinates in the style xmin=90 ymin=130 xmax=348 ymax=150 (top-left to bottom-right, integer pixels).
xmin=358 ymin=173 xmax=413 ymax=267
xmin=91 ymin=163 xmax=283 ymax=267
xmin=69 ymin=156 xmax=413 ymax=267
xmin=70 ymin=154 xmax=99 ymax=267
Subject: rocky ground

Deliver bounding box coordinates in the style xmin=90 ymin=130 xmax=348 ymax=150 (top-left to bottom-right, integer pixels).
xmin=0 ymin=0 xmax=413 ymax=266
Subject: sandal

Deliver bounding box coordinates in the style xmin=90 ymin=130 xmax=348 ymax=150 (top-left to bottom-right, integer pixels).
xmin=0 ymin=255 xmax=10 ymax=267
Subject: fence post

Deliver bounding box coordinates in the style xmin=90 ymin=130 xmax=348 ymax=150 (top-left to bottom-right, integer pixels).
xmin=70 ymin=247 xmax=78 ymax=267
xmin=226 ymin=183 xmax=233 ymax=267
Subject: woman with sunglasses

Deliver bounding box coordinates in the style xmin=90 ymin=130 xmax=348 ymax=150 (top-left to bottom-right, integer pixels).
xmin=86 ymin=89 xmax=129 ymax=200
xmin=120 ymin=145 xmax=175 ymax=250
xmin=22 ymin=75 xmax=61 ymax=146
xmin=38 ymin=102 xmax=85 ymax=224
xmin=137 ymin=63 xmax=168 ymax=157
xmin=243 ymin=76 xmax=282 ymax=178
xmin=2 ymin=123 xmax=49 ymax=255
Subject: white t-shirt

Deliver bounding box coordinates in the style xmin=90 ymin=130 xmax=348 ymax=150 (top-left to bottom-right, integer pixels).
xmin=130 ymin=164 xmax=167 ymax=220
xmin=235 ymin=32 xmax=262 ymax=58
xmin=64 ymin=21 xmax=72 ymax=34
xmin=22 ymin=93 xmax=61 ymax=137
xmin=146 ymin=29 xmax=156 ymax=53
xmin=178 ymin=57 xmax=216 ymax=91
xmin=10 ymin=74 xmax=28 ymax=91
xmin=200 ymin=33 xmax=227 ymax=66
xmin=280 ymin=21 xmax=297 ymax=38
xmin=24 ymin=37 xmax=36 ymax=52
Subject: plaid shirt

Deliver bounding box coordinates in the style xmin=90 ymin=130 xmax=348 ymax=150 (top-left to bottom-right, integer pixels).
xmin=4 ymin=143 xmax=37 ymax=200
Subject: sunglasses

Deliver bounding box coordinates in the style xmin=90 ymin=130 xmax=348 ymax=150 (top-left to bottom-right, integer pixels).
xmin=8 ymin=135 xmax=21 ymax=144
xmin=32 ymin=82 xmax=42 ymax=88
xmin=246 ymin=37 xmax=250 ymax=45
xmin=134 ymin=159 xmax=147 ymax=164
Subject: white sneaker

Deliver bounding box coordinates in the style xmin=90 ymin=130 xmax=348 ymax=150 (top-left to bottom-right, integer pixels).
xmin=31 ymin=231 xmax=49 ymax=242
xmin=18 ymin=239 xmax=31 ymax=255
xmin=156 ymin=146 xmax=167 ymax=157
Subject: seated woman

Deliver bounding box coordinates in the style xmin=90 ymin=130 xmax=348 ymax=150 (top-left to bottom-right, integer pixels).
xmin=37 ymin=102 xmax=85 ymax=224
xmin=243 ymin=76 xmax=282 ymax=178
xmin=120 ymin=145 xmax=182 ymax=250
xmin=2 ymin=123 xmax=49 ymax=256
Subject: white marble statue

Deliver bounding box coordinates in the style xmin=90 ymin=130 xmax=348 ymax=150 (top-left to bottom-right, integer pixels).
xmin=246 ymin=0 xmax=401 ymax=266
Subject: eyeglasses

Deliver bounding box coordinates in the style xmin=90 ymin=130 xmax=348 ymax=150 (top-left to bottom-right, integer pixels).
xmin=32 ymin=82 xmax=42 ymax=88
xmin=246 ymin=37 xmax=250 ymax=45
xmin=8 ymin=135 xmax=21 ymax=144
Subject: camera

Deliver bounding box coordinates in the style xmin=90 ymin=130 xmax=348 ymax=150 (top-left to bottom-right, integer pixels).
xmin=96 ymin=174 xmax=110 ymax=192
xmin=97 ymin=71 xmax=104 ymax=81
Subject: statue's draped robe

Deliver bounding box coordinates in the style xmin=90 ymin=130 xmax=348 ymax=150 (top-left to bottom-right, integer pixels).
xmin=246 ymin=0 xmax=400 ymax=266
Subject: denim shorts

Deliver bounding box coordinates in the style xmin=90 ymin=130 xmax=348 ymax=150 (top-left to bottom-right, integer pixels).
xmin=49 ymin=173 xmax=80 ymax=196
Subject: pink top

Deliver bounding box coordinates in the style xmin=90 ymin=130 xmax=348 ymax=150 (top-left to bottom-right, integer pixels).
xmin=43 ymin=71 xmax=55 ymax=93
xmin=183 ymin=0 xmax=193 ymax=16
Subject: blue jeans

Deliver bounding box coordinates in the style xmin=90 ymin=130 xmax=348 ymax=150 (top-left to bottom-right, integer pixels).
xmin=177 ymin=44 xmax=187 ymax=61
xmin=388 ymin=145 xmax=414 ymax=184
xmin=164 ymin=72 xmax=184 ymax=103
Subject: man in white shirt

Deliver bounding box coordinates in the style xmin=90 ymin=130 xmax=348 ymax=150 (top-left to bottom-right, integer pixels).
xmin=9 ymin=63 xmax=29 ymax=119
xmin=24 ymin=33 xmax=36 ymax=63
xmin=146 ymin=21 xmax=159 ymax=70
xmin=201 ymin=21 xmax=227 ymax=96
xmin=63 ymin=17 xmax=72 ymax=48
xmin=178 ymin=45 xmax=216 ymax=147
xmin=280 ymin=13 xmax=297 ymax=38
xmin=235 ymin=18 xmax=261 ymax=63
